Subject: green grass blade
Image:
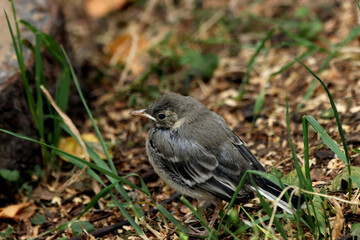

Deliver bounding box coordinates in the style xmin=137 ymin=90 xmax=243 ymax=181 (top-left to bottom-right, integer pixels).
xmin=286 ymin=97 xmax=306 ymax=189
xmin=19 ymin=19 xmax=38 ymax=33
xmin=298 ymin=60 xmax=352 ymax=198
xmin=278 ymin=27 xmax=329 ymax=52
xmin=10 ymin=0 xmax=22 ymax=54
xmin=0 ymin=127 xmax=151 ymax=235
xmin=40 ymin=33 xmax=66 ymax=65
xmin=296 ymin=79 xmax=317 ymax=112
xmin=320 ymin=26 xmax=360 ymax=78
xmin=78 ymin=181 xmax=119 ymax=219
xmin=19 ymin=20 xmax=65 ymax=63
xmin=57 ymin=152 xmax=105 ymax=185
xmin=300 ymin=116 xmax=319 ymax=234
xmin=109 ymin=192 xmax=145 ymax=236
xmin=271 ymin=47 xmax=317 ymax=78
xmin=253 ymin=185 xmax=288 ymax=240
xmin=60 ymin=124 xmax=139 ymax=205
xmin=219 ymin=168 xmax=294 ymax=233
xmin=60 ymin=47 xmax=115 ymax=173
xmin=349 ymin=176 xmax=360 ymax=188
xmin=234 ymin=213 xmax=298 ymax=235
xmin=4 ymin=10 xmax=37 ymax=123
xmin=252 ymin=46 xmax=317 ymax=123
xmin=156 ymin=204 xmax=189 ymax=234
xmin=336 ymin=26 xmax=360 ymax=49
xmin=252 ymin=87 xmax=265 ymax=124
xmin=286 ymin=99 xmax=321 ymax=235
xmin=219 ymin=168 xmax=260 ymax=231
xmin=222 ymin=226 xmax=240 ymax=240
xmin=180 ymin=196 xmax=216 ymax=239
xmin=304 ymin=116 xmax=347 ymax=162
xmin=277 ymin=28 xmax=313 ymax=48
xmin=63 ymin=153 xmax=145 ymax=235
xmin=34 ymin=33 xmax=44 ymax=141
xmin=59 ymin=152 xmax=146 ymax=234
xmin=297 ymin=26 xmax=360 ymax=112
xmin=20 ymin=19 xmax=71 ymax=149
xmin=301 ymin=117 xmax=312 ymax=187
xmin=29 ymin=221 xmax=70 ymax=239
xmin=59 ymin=47 xmax=146 ymax=217
xmin=237 ymin=28 xmax=276 ymax=99
xmin=54 ymin=68 xmax=70 ymax=113
xmin=352 ymin=148 xmax=360 ymax=154
xmin=0 ymin=129 xmax=150 ymax=196
xmin=53 ymin=143 xmax=146 ymax=235
xmin=63 ymin=127 xmax=145 ymax=218
xmin=51 ymin=68 xmax=71 ymax=148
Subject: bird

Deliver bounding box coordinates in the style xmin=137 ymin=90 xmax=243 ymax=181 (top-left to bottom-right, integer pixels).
xmin=131 ymin=93 xmax=304 ymax=216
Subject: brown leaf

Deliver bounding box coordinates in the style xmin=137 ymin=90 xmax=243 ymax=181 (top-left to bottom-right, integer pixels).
xmin=33 ymin=185 xmax=57 ymax=201
xmin=0 ymin=202 xmax=36 ymax=221
xmin=314 ymin=149 xmax=334 ymax=161
xmin=332 ymin=200 xmax=344 ymax=239
xmin=346 ymin=132 xmax=360 ymax=145
xmin=105 ymin=33 xmax=150 ymax=75
xmin=57 ymin=133 xmax=112 ymax=160
xmin=85 ymin=0 xmax=128 ymax=18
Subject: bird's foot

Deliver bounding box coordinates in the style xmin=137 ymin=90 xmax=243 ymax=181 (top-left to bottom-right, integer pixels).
xmin=187 ymin=225 xmax=209 ymax=236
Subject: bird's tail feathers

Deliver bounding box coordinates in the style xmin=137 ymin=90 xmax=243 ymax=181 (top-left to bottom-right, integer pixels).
xmin=250 ymin=180 xmax=305 ymax=214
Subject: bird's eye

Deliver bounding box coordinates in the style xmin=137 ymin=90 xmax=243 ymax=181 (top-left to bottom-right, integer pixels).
xmin=157 ymin=113 xmax=166 ymax=119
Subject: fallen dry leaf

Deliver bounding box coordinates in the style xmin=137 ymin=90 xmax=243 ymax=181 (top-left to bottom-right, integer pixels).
xmin=0 ymin=202 xmax=36 ymax=221
xmin=332 ymin=200 xmax=344 ymax=239
xmin=33 ymin=185 xmax=57 ymax=201
xmin=105 ymin=33 xmax=150 ymax=76
xmin=58 ymin=133 xmax=113 ymax=160
xmin=85 ymin=0 xmax=129 ymax=18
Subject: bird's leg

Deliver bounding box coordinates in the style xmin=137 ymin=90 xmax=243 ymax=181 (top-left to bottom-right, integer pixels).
xmin=187 ymin=225 xmax=209 ymax=236
xmin=208 ymin=200 xmax=222 ymax=229
xmin=186 ymin=201 xmax=209 ymax=236
xmin=197 ymin=203 xmax=208 ymax=224
xmin=187 ymin=201 xmax=223 ymax=236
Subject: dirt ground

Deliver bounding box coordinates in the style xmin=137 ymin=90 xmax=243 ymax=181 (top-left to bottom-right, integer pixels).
xmin=1 ymin=0 xmax=360 ymax=239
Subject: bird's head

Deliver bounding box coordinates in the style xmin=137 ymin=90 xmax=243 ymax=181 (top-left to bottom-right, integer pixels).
xmin=131 ymin=93 xmax=206 ymax=129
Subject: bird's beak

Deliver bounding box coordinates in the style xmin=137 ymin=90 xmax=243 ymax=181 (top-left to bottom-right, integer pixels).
xmin=130 ymin=109 xmax=157 ymax=122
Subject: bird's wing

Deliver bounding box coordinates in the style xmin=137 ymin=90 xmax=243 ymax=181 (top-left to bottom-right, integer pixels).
xmin=209 ymin=112 xmax=267 ymax=173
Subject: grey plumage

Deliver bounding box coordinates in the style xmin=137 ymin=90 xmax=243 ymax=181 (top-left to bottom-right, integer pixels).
xmin=132 ymin=93 xmax=303 ymax=213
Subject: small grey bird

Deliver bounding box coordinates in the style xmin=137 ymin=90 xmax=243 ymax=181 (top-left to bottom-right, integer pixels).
xmin=131 ymin=93 xmax=303 ymax=214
